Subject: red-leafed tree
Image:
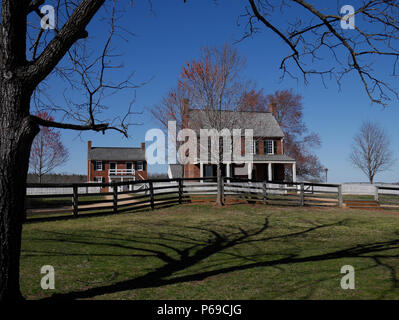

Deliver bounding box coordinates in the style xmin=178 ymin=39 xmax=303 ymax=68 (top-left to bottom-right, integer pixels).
xmin=29 ymin=112 xmax=69 ymax=183
xmin=179 ymin=45 xmax=251 ymax=206
xmin=238 ymin=89 xmax=324 ymax=180
xmin=266 ymin=89 xmax=324 ymax=181
xmin=153 ymin=45 xmax=259 ymax=206
xmin=237 ymin=89 xmax=267 ymax=112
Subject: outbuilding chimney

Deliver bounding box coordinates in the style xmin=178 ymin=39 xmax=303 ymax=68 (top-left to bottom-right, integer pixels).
xmin=141 ymin=142 xmax=145 ymax=151
xmin=88 ymin=140 xmax=92 ymax=150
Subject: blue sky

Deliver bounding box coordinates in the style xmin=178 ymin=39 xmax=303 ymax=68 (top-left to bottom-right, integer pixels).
xmin=44 ymin=0 xmax=399 ymax=183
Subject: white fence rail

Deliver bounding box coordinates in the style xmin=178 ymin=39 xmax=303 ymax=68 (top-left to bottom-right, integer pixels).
xmin=27 ymin=186 xmax=101 ymax=195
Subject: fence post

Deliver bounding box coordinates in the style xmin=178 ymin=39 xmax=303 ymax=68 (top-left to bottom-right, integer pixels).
xmin=73 ymin=186 xmax=78 ymax=217
xmin=113 ymin=182 xmax=118 ymax=214
xmin=263 ymin=181 xmax=267 ymax=204
xmin=178 ymin=179 xmax=183 ymax=204
xmin=338 ymin=185 xmax=343 ymax=207
xmin=374 ymin=186 xmax=379 ymax=202
xmin=149 ymin=181 xmax=154 ymax=210
xmin=300 ymin=183 xmax=305 ymax=206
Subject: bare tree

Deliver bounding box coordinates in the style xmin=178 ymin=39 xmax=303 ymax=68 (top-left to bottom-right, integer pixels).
xmin=179 ymin=44 xmax=258 ymax=206
xmin=29 ymin=112 xmax=69 ymax=183
xmin=349 ymin=121 xmax=395 ymax=183
xmin=0 ymin=0 xmax=144 ymax=300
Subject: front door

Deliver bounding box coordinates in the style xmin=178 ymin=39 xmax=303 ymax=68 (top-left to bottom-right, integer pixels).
xmin=204 ymin=165 xmax=213 ymax=177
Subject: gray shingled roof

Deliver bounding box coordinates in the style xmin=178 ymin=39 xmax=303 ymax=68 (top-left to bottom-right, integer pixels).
xmin=88 ymin=147 xmax=145 ymax=161
xmin=188 ymin=109 xmax=284 ymax=138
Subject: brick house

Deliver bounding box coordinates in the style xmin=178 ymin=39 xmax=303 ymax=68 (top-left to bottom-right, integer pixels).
xmin=87 ymin=141 xmax=147 ymax=192
xmin=168 ymin=106 xmax=296 ymax=182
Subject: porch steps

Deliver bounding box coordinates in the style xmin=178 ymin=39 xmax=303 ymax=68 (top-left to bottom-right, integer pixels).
xmin=343 ymin=200 xmax=381 ymax=210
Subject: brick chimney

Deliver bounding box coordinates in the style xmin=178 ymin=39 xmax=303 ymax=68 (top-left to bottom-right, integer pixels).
xmin=182 ymin=98 xmax=189 ymax=129
xmin=268 ymin=102 xmax=277 ymax=118
xmin=88 ymin=140 xmax=92 ymax=150
xmin=141 ymin=142 xmax=145 ymax=151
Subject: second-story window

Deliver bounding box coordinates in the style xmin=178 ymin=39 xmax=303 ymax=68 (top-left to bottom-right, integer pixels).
xmin=136 ymin=161 xmax=144 ymax=171
xmin=126 ymin=162 xmax=133 ymax=173
xmin=263 ymin=140 xmax=274 ymax=154
xmin=109 ymin=162 xmax=116 ymax=174
xmin=95 ymin=161 xmax=103 ymax=171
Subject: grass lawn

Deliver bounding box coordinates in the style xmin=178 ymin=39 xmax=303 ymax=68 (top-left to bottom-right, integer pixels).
xmin=21 ymin=203 xmax=399 ymax=300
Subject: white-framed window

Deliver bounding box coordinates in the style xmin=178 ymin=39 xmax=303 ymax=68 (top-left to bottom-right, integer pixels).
xmin=95 ymin=161 xmax=103 ymax=171
xmin=126 ymin=162 xmax=133 ymax=172
xmin=263 ymin=140 xmax=274 ymax=154
xmin=136 ymin=161 xmax=144 ymax=171
xmin=94 ymin=176 xmax=105 ymax=183
xmin=109 ymin=162 xmax=116 ymax=174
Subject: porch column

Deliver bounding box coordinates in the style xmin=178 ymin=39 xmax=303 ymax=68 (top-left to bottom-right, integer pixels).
xmin=226 ymin=162 xmax=231 ymax=183
xmin=268 ymin=163 xmax=272 ymax=182
xmin=248 ymin=162 xmax=252 ymax=180
xmin=200 ymin=162 xmax=204 ymax=183
xmin=292 ymin=163 xmax=297 ymax=182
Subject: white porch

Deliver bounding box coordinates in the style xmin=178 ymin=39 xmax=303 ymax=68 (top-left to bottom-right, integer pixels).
xmin=198 ymin=161 xmax=296 ymax=182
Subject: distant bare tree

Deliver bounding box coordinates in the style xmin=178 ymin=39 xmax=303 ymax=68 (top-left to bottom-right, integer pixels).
xmin=349 ymin=121 xmax=395 ymax=183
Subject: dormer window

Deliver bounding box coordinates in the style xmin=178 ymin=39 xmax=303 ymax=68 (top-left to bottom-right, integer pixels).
xmin=263 ymin=140 xmax=274 ymax=154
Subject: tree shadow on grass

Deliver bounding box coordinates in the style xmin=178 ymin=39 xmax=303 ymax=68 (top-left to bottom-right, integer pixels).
xmin=23 ymin=218 xmax=399 ymax=300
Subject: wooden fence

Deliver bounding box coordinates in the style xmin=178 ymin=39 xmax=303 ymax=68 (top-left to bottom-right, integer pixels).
xmin=224 ymin=179 xmax=342 ymax=207
xmin=24 ymin=177 xmax=349 ymax=222
xmin=376 ymin=186 xmax=399 ymax=209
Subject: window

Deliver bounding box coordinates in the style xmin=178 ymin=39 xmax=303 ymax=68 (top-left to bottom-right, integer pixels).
xmin=95 ymin=161 xmax=103 ymax=171
xmin=109 ymin=162 xmax=116 ymax=173
xmin=94 ymin=176 xmax=105 ymax=183
xmin=204 ymin=165 xmax=213 ymax=177
xmin=263 ymin=140 xmax=273 ymax=154
xmin=136 ymin=161 xmax=144 ymax=171
xmin=126 ymin=162 xmax=133 ymax=172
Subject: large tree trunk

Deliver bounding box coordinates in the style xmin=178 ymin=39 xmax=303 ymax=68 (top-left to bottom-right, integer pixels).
xmin=0 ymin=81 xmax=38 ymax=300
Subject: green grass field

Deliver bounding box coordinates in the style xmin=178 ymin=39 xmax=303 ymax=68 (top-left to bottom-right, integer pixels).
xmin=21 ymin=203 xmax=399 ymax=300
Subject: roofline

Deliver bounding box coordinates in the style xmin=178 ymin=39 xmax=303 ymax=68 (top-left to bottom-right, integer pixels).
xmin=188 ymin=108 xmax=273 ymax=115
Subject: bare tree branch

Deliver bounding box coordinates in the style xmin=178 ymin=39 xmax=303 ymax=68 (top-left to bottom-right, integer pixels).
xmin=243 ymin=0 xmax=399 ymax=105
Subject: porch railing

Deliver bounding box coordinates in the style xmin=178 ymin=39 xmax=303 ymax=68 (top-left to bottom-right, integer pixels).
xmin=109 ymin=168 xmax=135 ymax=175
